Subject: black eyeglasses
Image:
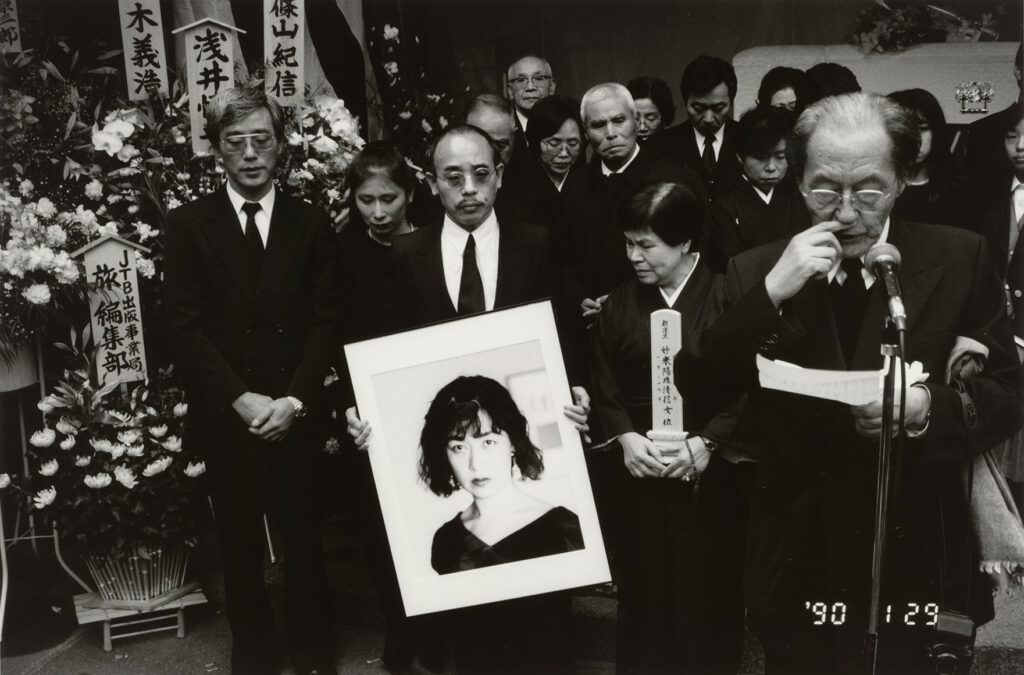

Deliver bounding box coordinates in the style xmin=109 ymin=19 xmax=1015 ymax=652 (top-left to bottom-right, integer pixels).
xmin=220 ymin=133 xmax=277 ymax=154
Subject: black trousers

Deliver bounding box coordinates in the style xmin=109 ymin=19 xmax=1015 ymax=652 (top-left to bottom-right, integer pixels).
xmin=207 ymin=446 xmax=334 ymax=675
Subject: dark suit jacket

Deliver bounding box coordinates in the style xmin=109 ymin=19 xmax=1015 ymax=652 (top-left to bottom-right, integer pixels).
xmin=560 ymin=147 xmax=705 ymax=307
xmin=676 ymin=220 xmax=1020 ymax=663
xmin=495 ymin=159 xmax=562 ymax=231
xmin=972 ymin=181 xmax=1024 ymax=340
xmin=512 ymin=112 xmax=529 ymax=173
xmin=650 ymin=119 xmax=742 ymax=202
xmin=163 ymin=188 xmax=338 ymax=459
xmin=391 ymin=213 xmax=557 ymax=328
xmin=704 ymin=177 xmax=810 ymax=273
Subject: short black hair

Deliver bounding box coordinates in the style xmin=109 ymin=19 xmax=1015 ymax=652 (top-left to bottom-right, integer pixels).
xmin=627 ymin=76 xmax=676 ymax=127
xmin=618 ymin=182 xmax=704 ymax=251
xmin=735 ymin=105 xmax=793 ymax=159
xmin=801 ymin=63 xmax=861 ymax=108
xmin=757 ymin=66 xmax=806 ymax=106
xmin=525 ymin=95 xmax=583 ymax=159
xmin=418 ymin=375 xmax=544 ymax=497
xmin=680 ymin=55 xmax=737 ymax=102
xmin=426 ymin=124 xmax=501 ymax=171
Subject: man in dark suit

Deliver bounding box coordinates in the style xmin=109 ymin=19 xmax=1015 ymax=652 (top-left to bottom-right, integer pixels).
xmin=963 ymin=43 xmax=1022 ymax=188
xmin=391 ymin=124 xmax=558 ymax=325
xmin=677 ymin=92 xmax=1020 ymax=674
xmin=562 ymin=82 xmax=704 ymax=324
xmin=652 ymin=55 xmax=743 ymax=202
xmin=506 ymin=54 xmax=556 ymax=165
xmin=466 ymin=94 xmax=560 ymax=230
xmin=163 ymin=85 xmax=338 ymax=675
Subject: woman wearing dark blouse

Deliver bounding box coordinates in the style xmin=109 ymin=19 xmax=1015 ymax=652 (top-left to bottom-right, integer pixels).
xmin=419 ymin=375 xmax=583 ymax=673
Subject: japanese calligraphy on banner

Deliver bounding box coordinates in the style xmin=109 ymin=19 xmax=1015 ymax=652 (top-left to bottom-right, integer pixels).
xmin=117 ymin=0 xmax=170 ymax=100
xmin=0 ymin=0 xmax=22 ymax=53
xmin=74 ymin=236 xmax=150 ymax=386
xmin=172 ymin=19 xmax=244 ymax=155
xmin=650 ymin=309 xmax=683 ymax=433
xmin=264 ymin=0 xmax=305 ymax=105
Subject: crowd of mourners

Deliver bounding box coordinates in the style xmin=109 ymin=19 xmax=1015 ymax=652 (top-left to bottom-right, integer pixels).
xmin=161 ymin=45 xmax=1024 ymax=675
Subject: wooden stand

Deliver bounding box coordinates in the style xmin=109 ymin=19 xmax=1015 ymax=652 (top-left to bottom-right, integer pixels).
xmin=73 ymin=585 xmax=207 ymax=652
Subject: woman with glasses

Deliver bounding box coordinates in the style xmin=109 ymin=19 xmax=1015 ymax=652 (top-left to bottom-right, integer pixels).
xmin=590 ymin=182 xmax=748 ymax=675
xmin=524 ymin=95 xmax=585 ymax=192
xmin=887 ymin=88 xmax=966 ymax=227
xmin=627 ymin=77 xmax=676 ymax=144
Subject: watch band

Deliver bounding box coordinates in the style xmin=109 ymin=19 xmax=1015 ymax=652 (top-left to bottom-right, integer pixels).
xmin=286 ymin=396 xmax=306 ymax=418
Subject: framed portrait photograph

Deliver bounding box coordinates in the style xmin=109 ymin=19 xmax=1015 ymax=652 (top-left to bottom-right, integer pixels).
xmin=345 ymin=300 xmax=610 ymax=616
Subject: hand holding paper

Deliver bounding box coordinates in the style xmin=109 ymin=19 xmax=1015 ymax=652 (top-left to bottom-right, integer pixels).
xmin=756 ymin=354 xmax=928 ymax=406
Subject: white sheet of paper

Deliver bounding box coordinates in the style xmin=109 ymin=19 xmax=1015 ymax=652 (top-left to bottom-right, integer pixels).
xmin=756 ymin=354 xmax=928 ymax=406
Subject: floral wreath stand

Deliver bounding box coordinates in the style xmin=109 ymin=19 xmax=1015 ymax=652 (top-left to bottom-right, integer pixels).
xmin=0 ymin=341 xmax=207 ymax=653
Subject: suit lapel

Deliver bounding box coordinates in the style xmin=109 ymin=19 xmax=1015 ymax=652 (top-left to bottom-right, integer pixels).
xmin=787 ymin=277 xmax=846 ymax=369
xmin=415 ymin=225 xmax=457 ymax=318
xmin=494 ymin=218 xmax=525 ymax=309
xmin=253 ymin=192 xmax=303 ymax=313
xmin=849 ymin=221 xmax=943 ymax=368
xmin=200 ymin=188 xmax=259 ymax=295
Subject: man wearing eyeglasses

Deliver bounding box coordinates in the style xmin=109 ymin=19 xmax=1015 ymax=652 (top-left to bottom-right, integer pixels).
xmin=677 ymin=92 xmax=1020 ymax=674
xmin=163 ymin=84 xmax=338 ymax=675
xmin=506 ymin=55 xmax=556 ymax=161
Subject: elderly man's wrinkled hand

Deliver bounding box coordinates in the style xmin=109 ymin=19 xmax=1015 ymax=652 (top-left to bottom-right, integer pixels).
xmin=765 ymin=221 xmax=844 ymax=307
xmin=851 ymin=385 xmax=930 ymax=439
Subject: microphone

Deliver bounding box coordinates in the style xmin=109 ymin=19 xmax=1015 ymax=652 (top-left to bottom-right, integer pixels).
xmin=864 ymin=243 xmax=906 ymax=332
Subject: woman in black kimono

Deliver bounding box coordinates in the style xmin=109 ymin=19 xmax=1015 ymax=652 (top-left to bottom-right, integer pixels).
xmin=590 ymin=182 xmax=749 ymax=675
xmin=417 ymin=374 xmax=583 ymax=674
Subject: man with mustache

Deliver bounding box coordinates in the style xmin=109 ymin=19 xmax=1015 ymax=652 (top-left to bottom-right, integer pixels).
xmin=392 ymin=124 xmax=557 ymax=325
xmin=653 ymin=55 xmax=743 ymax=202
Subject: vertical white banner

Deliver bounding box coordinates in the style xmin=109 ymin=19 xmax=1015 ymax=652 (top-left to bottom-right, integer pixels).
xmin=174 ymin=19 xmax=240 ymax=155
xmin=264 ymin=0 xmax=305 ymax=106
xmin=117 ymin=0 xmax=170 ymax=100
xmin=0 ymin=0 xmax=22 ymax=54
xmin=83 ymin=240 xmax=148 ymax=386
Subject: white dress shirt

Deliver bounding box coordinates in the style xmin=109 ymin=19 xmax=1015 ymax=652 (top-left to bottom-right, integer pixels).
xmin=441 ymin=211 xmax=500 ymax=311
xmin=827 ymin=218 xmax=891 ymax=289
xmin=226 ymin=183 xmax=274 ymax=247
xmin=693 ymin=125 xmax=725 ymax=163
xmin=515 ymin=109 xmax=529 ymax=135
xmin=1012 ymin=177 xmax=1024 ymax=224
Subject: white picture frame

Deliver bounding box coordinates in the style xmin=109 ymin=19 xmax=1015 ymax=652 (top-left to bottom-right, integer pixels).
xmin=345 ymin=300 xmax=610 ymax=616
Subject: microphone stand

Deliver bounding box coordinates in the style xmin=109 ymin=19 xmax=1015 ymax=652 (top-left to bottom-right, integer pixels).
xmin=864 ymin=321 xmax=907 ymax=675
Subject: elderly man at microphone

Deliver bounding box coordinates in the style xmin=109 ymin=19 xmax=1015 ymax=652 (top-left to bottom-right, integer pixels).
xmin=676 ymin=92 xmax=1021 ymax=675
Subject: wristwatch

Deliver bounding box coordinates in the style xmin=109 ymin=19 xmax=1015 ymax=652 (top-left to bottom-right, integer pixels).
xmin=286 ymin=396 xmax=307 ymax=418
xmin=702 ymin=437 xmax=719 ymax=453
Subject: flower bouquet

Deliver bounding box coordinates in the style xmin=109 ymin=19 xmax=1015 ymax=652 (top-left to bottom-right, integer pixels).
xmin=4 ymin=332 xmax=207 ymax=599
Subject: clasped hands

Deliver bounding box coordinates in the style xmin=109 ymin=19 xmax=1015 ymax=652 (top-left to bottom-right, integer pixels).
xmin=345 ymin=386 xmax=593 ymax=452
xmin=620 ymin=431 xmax=711 ymax=481
xmin=233 ymin=392 xmax=296 ymax=442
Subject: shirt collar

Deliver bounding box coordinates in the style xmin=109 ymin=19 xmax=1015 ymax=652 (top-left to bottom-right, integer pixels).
xmin=515 ymin=109 xmax=529 ymax=133
xmin=442 ymin=209 xmax=499 ymax=250
xmin=694 ymin=123 xmax=725 ymax=148
xmin=827 ymin=217 xmax=890 ymax=286
xmin=742 ymin=175 xmax=774 ymax=204
xmin=601 ymin=143 xmax=641 ymax=176
xmin=1012 ymin=176 xmax=1023 ymax=193
xmin=226 ymin=182 xmax=276 ymax=217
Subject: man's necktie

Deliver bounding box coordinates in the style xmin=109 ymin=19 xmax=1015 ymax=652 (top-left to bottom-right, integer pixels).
xmin=457 ymin=233 xmax=485 ymax=315
xmin=701 ymin=134 xmax=716 ymax=175
xmin=242 ymin=201 xmax=264 ymax=263
xmin=830 ymin=257 xmax=870 ymax=363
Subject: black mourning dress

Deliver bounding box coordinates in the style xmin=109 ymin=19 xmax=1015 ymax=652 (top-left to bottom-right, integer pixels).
xmin=432 ymin=506 xmax=584 ymax=675
xmin=431 ymin=506 xmax=583 ymax=574
xmin=589 ymin=260 xmax=747 ymax=675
